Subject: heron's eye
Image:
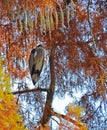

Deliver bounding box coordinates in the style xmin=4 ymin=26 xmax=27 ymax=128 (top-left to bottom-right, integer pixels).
xmin=31 ymin=49 xmax=36 ymax=53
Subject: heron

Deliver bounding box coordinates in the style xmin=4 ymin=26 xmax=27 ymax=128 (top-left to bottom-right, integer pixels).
xmin=29 ymin=45 xmax=45 ymax=85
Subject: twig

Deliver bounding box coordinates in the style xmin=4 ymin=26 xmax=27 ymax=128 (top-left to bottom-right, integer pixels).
xmin=51 ymin=117 xmax=60 ymax=125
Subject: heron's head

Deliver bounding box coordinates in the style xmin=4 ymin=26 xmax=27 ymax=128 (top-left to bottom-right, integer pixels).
xmin=37 ymin=44 xmax=43 ymax=48
xmin=31 ymin=49 xmax=36 ymax=54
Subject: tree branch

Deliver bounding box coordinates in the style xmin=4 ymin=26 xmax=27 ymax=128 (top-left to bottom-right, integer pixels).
xmin=52 ymin=111 xmax=87 ymax=129
xmin=11 ymin=88 xmax=48 ymax=95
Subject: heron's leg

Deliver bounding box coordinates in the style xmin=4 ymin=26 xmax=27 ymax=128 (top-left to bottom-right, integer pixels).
xmin=34 ymin=82 xmax=38 ymax=88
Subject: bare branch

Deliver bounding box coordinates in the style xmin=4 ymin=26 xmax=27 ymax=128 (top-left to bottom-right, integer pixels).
xmin=11 ymin=88 xmax=48 ymax=95
xmin=51 ymin=117 xmax=60 ymax=125
xmin=52 ymin=111 xmax=87 ymax=129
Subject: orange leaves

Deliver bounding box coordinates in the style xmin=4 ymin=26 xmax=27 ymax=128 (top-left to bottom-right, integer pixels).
xmin=84 ymin=56 xmax=101 ymax=76
xmin=95 ymin=70 xmax=107 ymax=100
xmin=34 ymin=0 xmax=57 ymax=9
xmin=1 ymin=39 xmax=31 ymax=79
xmin=75 ymin=4 xmax=87 ymax=22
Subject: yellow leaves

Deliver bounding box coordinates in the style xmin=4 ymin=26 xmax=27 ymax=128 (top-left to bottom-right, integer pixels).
xmin=0 ymin=58 xmax=27 ymax=130
xmin=68 ymin=103 xmax=84 ymax=120
xmin=53 ymin=109 xmax=87 ymax=130
xmin=67 ymin=103 xmax=87 ymax=130
xmin=97 ymin=71 xmax=107 ymax=85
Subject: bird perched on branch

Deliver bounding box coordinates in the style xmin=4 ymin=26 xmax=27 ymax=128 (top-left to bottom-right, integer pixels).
xmin=29 ymin=45 xmax=45 ymax=85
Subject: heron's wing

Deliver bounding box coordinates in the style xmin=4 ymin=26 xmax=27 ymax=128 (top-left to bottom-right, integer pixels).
xmin=29 ymin=46 xmax=45 ymax=85
xmin=34 ymin=47 xmax=45 ymax=72
xmin=29 ymin=49 xmax=36 ymax=75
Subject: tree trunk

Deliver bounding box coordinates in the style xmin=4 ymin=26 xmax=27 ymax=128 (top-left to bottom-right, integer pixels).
xmin=41 ymin=44 xmax=56 ymax=127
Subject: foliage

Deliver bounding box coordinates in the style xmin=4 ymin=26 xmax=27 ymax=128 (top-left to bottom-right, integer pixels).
xmin=0 ymin=58 xmax=27 ymax=130
xmin=0 ymin=0 xmax=107 ymax=130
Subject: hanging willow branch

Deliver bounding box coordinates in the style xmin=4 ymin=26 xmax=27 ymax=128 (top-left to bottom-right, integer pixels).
xmin=3 ymin=0 xmax=75 ymax=38
xmin=87 ymin=0 xmax=97 ymax=50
